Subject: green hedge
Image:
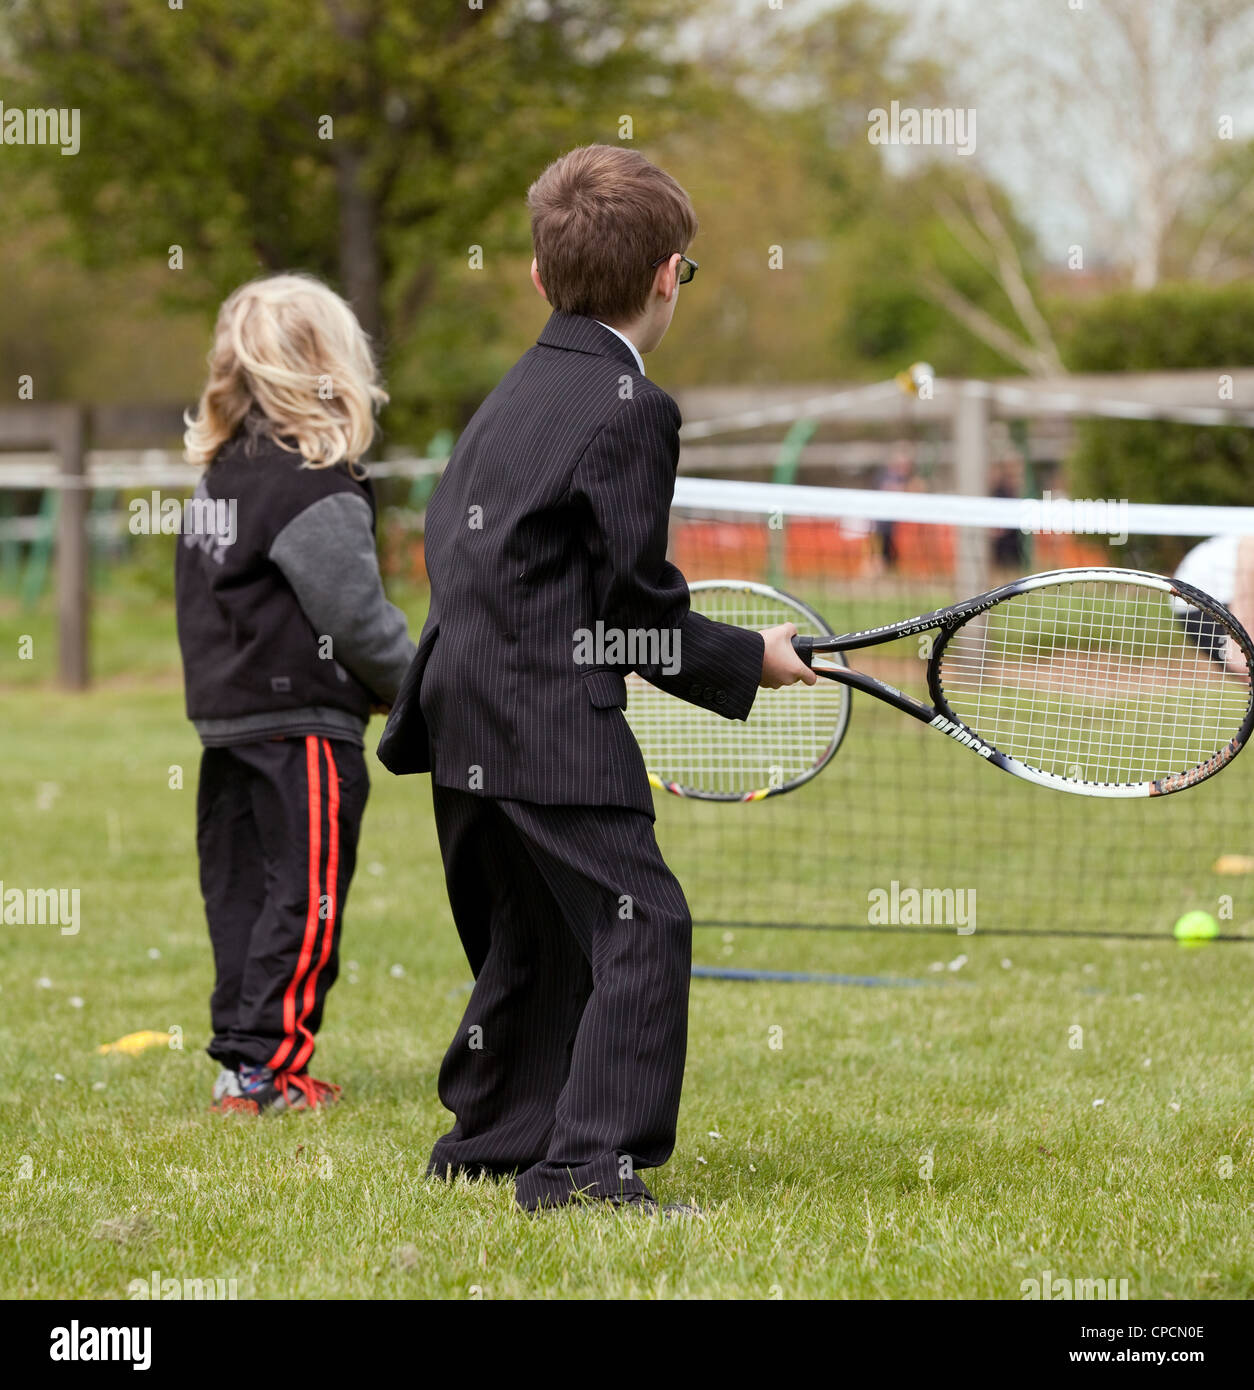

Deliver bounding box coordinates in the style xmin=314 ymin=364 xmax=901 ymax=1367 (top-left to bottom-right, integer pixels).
xmin=1059 ymin=283 xmax=1254 ymax=510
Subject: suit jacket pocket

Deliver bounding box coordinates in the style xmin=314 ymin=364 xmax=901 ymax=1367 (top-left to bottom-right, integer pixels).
xmin=582 ymin=669 xmax=628 ymax=710
xmin=376 ymin=627 xmax=436 ymax=774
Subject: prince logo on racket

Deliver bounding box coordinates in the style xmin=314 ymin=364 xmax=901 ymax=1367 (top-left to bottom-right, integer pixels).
xmin=929 ymin=715 xmax=995 ymax=758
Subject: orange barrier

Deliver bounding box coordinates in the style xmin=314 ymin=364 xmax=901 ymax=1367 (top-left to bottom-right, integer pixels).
xmin=384 ymin=517 xmax=1113 ymax=589
xmin=670 ymin=517 xmax=1110 ymax=584
xmin=672 ymin=518 xmax=951 ymax=581
xmin=1032 ymin=532 xmax=1109 ymax=568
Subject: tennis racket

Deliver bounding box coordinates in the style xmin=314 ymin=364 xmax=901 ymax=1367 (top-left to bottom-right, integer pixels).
xmin=626 ymin=569 xmax=1254 ymax=801
xmin=625 ymin=581 xmax=851 ymax=801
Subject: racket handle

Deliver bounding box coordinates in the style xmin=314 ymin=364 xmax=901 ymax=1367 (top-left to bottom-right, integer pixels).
xmin=792 ymin=634 xmax=815 ymax=667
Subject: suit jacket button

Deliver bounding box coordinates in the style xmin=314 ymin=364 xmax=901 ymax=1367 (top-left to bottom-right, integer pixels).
xmin=503 ymin=631 xmax=517 ymax=643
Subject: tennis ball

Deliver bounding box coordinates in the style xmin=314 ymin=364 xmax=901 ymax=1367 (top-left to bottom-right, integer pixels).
xmin=1173 ymin=910 xmax=1219 ymax=943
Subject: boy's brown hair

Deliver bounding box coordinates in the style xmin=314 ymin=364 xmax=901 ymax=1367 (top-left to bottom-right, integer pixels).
xmin=526 ymin=144 xmax=697 ymax=324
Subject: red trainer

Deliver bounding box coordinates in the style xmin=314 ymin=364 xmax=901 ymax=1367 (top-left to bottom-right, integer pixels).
xmin=210 ymin=1064 xmax=341 ymax=1114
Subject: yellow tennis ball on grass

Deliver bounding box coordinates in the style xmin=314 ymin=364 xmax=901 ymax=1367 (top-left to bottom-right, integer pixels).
xmin=1172 ymin=911 xmax=1219 ymax=944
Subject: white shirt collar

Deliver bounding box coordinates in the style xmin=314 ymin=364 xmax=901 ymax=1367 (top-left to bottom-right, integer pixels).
xmin=594 ymin=320 xmax=645 ymax=375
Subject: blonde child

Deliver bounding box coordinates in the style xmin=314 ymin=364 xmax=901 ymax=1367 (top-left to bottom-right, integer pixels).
xmin=177 ymin=274 xmax=414 ymax=1113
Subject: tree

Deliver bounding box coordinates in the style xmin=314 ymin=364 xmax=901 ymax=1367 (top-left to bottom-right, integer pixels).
xmin=1178 ymin=140 xmax=1254 ymax=283
xmin=915 ymin=0 xmax=1254 ymax=290
xmin=916 ymin=171 xmax=1063 ymax=377
xmin=776 ymin=2 xmax=1058 ymax=378
xmin=3 ymin=0 xmax=700 ymax=424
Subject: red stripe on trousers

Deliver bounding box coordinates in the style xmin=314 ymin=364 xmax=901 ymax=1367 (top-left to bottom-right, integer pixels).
xmin=290 ymin=738 xmax=340 ymax=1072
xmin=267 ymin=735 xmax=323 ymax=1072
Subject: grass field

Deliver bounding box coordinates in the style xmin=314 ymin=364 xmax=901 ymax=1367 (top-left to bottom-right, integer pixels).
xmin=2 ymin=594 xmax=1254 ymax=1299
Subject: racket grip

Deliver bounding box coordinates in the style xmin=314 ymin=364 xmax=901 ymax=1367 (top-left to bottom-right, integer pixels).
xmin=792 ymin=634 xmax=815 ymax=667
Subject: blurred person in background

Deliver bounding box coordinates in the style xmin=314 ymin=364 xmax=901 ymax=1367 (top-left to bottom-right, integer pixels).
xmin=874 ymin=442 xmax=917 ymax=570
xmin=990 ymin=450 xmax=1027 ymax=571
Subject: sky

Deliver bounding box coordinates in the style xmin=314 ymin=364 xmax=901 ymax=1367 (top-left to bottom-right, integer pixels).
xmin=680 ymin=0 xmax=1254 ymax=272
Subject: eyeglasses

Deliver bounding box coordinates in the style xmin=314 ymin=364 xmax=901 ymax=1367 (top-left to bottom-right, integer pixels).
xmin=651 ymin=253 xmax=698 ymax=285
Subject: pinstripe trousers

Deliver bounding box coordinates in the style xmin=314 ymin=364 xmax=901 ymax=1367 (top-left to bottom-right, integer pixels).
xmin=427 ymin=784 xmax=692 ymax=1209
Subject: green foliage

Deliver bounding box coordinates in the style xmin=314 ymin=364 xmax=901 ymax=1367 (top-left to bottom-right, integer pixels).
xmin=109 ymin=509 xmax=179 ymax=602
xmin=835 ymin=170 xmax=1042 ymax=379
xmin=777 ymin=6 xmax=1048 ymax=381
xmin=1 ymin=0 xmax=1057 ymax=420
xmin=1060 ymin=284 xmax=1254 ymax=507
xmin=4 ymin=0 xmax=700 ymax=430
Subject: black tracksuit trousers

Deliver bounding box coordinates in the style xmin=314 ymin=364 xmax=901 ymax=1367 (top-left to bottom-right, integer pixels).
xmin=196 ymin=735 xmax=368 ymax=1072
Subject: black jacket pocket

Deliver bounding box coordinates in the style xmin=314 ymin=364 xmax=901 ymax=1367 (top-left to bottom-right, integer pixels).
xmin=582 ymin=670 xmax=628 ymax=710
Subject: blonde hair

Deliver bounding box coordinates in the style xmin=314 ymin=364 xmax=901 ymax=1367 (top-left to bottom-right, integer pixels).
xmin=184 ymin=273 xmax=388 ymax=470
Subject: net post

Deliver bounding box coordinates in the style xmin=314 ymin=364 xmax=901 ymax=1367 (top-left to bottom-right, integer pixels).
xmin=54 ymin=405 xmax=89 ymax=689
xmin=767 ymin=418 xmax=816 ymax=587
xmin=954 ymin=382 xmax=991 ymax=597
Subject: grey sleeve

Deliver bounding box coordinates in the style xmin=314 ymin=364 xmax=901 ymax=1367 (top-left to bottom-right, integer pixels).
xmin=270 ymin=491 xmax=417 ymax=706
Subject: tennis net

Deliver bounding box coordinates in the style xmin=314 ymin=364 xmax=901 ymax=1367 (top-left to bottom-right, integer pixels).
xmin=646 ymin=477 xmax=1254 ymax=940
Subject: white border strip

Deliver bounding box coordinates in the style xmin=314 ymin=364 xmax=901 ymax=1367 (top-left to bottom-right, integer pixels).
xmin=679 ymin=377 xmax=1254 ymax=437
xmin=679 ymin=381 xmax=903 ymax=439
xmin=672 ymin=475 xmax=1254 ymax=538
xmin=981 ymin=381 xmax=1254 ymax=428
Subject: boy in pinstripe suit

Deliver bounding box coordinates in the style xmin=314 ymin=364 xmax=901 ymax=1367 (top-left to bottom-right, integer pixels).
xmin=380 ymin=145 xmax=813 ymax=1211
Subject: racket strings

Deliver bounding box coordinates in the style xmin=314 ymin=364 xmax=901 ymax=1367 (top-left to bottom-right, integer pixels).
xmin=626 ymin=589 xmax=847 ymax=796
xmin=937 ymin=581 xmax=1252 ymax=785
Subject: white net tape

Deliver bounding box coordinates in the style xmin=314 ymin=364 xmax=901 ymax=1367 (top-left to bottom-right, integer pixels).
xmin=672 ymin=476 xmax=1254 ymax=538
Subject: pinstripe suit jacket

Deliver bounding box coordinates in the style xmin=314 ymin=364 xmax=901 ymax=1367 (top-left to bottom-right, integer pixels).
xmin=377 ymin=311 xmax=764 ymax=816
